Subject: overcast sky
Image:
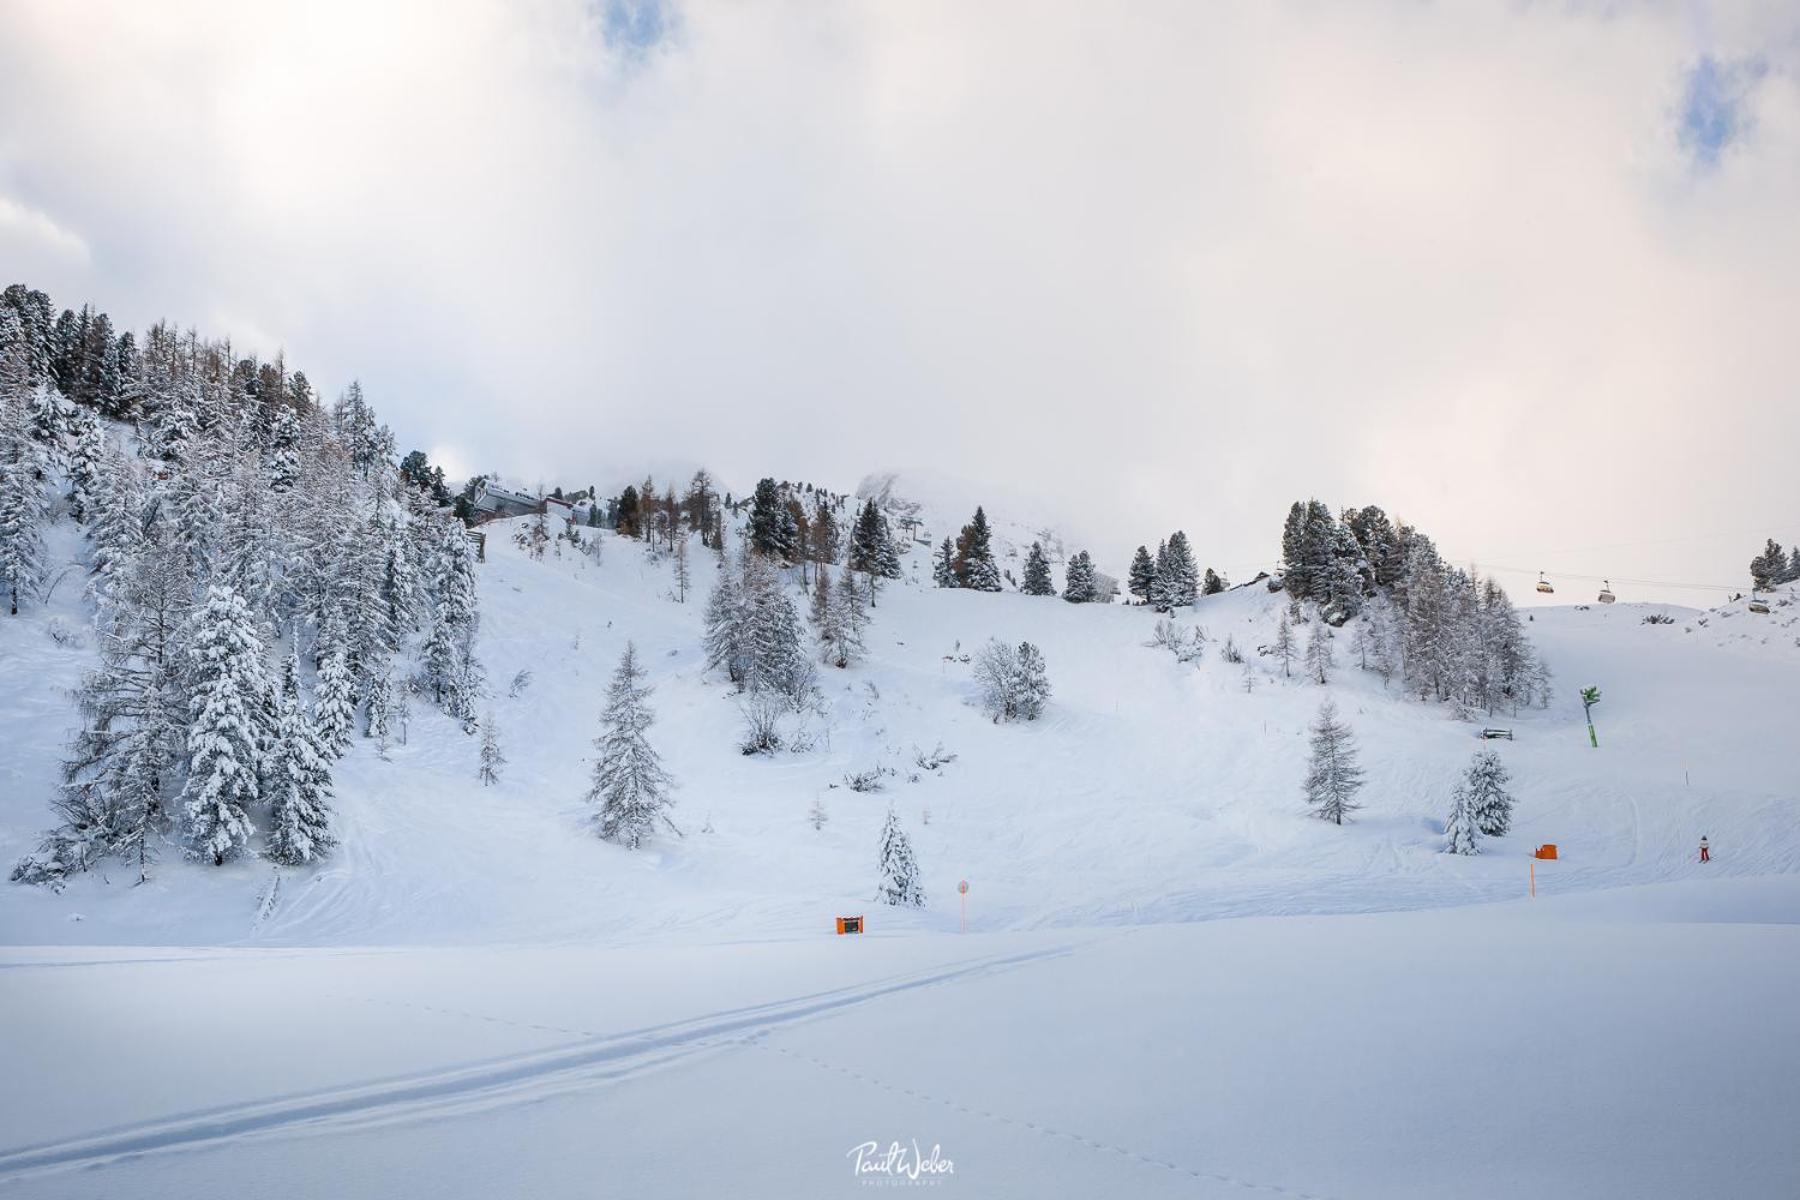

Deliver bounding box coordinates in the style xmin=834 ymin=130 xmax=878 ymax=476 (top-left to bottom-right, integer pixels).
xmin=3 ymin=0 xmax=1796 ymax=603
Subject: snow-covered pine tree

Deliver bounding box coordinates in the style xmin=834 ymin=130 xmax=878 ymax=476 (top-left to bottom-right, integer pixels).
xmin=740 ymin=549 xmax=807 ymax=700
xmin=747 ymin=477 xmax=797 ymax=562
xmin=1463 ymin=749 xmax=1514 ymax=837
xmin=588 ymin=643 xmax=677 ymax=849
xmin=179 ymin=584 xmax=269 ymax=865
xmin=933 ymin=537 xmax=957 ymax=588
xmin=1321 ymin=523 xmax=1365 ymax=625
xmin=264 ymin=680 xmax=336 ymax=866
xmin=478 ymin=715 xmax=505 ymax=785
xmin=0 ymin=387 xmax=49 ymax=616
xmin=953 ymin=507 xmax=1001 ymax=592
xmin=1202 ymin=567 xmax=1226 ymax=595
xmin=848 ymin=499 xmax=901 ymax=583
xmin=312 ymin=615 xmax=358 ymax=758
xmin=1444 ymin=782 xmax=1480 ymax=855
xmin=365 ymin=667 xmax=393 ymax=753
xmin=874 ymin=805 xmax=924 ymax=907
xmin=1128 ymin=545 xmax=1156 ymax=604
xmin=64 ymin=407 xmax=104 ymax=523
xmin=1303 ymin=699 xmax=1364 ymax=825
xmin=703 ymin=550 xmax=748 ymax=687
xmin=1159 ymin=532 xmax=1198 ymax=608
xmin=1014 ymin=641 xmax=1051 ymax=719
xmin=1063 ymin=550 xmax=1096 ymax=603
xmin=265 ymin=404 xmax=300 ymax=493
xmin=1304 ymin=622 xmax=1333 ymax=684
xmin=1273 ymin=612 xmax=1296 ymax=678
xmin=1021 ymin=542 xmax=1055 ymax=596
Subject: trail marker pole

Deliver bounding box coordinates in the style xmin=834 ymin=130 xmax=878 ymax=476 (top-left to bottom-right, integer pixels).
xmin=958 ymin=879 xmax=969 ymax=933
xmin=1530 ymin=860 xmax=1535 ymax=899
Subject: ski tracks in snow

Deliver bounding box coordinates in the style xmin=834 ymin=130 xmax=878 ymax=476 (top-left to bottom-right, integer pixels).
xmin=0 ymin=941 xmax=1080 ymax=1184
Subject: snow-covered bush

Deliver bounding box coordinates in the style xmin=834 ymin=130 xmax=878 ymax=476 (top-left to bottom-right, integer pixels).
xmin=972 ymin=639 xmax=1051 ymax=723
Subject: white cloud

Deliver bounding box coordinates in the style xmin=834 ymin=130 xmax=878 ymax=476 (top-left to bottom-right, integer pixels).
xmin=1 ymin=0 xmax=1796 ymax=600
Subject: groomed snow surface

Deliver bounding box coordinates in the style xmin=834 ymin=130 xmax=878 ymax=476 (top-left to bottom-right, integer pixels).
xmin=3 ymin=516 xmax=1798 ymax=1198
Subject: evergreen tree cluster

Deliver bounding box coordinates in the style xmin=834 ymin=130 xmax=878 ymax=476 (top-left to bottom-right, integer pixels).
xmin=6 ymin=281 xmax=481 ymax=885
xmin=1748 ymin=538 xmax=1800 ymax=591
xmin=1275 ymin=499 xmax=1550 ymax=716
xmin=704 ymin=545 xmax=817 ymax=703
xmin=943 ymin=506 xmax=1001 ymax=592
xmin=1127 ymin=533 xmax=1210 ymax=611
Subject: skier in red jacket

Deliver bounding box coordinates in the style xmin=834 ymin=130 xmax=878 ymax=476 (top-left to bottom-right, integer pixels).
xmin=1699 ymin=836 xmax=1710 ymax=864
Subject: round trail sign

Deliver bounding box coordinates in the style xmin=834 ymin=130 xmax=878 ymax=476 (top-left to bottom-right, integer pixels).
xmin=958 ymin=879 xmax=969 ymax=895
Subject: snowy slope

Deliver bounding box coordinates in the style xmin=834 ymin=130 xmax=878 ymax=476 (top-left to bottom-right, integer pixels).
xmin=4 ymin=514 xmax=1796 ymax=947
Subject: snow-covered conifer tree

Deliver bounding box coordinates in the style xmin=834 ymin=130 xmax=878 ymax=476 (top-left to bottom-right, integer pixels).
xmin=179 ymin=584 xmax=269 ymax=865
xmin=0 ymin=391 xmax=48 ymax=615
xmin=953 ymin=507 xmax=1001 ymax=592
xmin=1063 ymin=550 xmax=1096 ymax=603
xmin=703 ymin=551 xmax=748 ymax=687
xmin=588 ymin=643 xmax=677 ymax=849
xmin=1304 ymin=622 xmax=1334 ymax=685
xmin=1444 ymin=782 xmax=1480 ymax=855
xmin=1303 ymin=699 xmax=1364 ymax=825
xmin=478 ymin=715 xmax=505 ymax=786
xmin=265 ymin=679 xmax=336 ymax=866
xmin=827 ymin=566 xmax=869 ymax=669
xmin=1014 ymin=641 xmax=1050 ymax=719
xmin=874 ymin=806 xmax=924 ymax=907
xmin=312 ymin=615 xmax=358 ymax=758
xmin=1463 ymin=749 xmax=1514 ymax=837
xmin=1128 ymin=545 xmax=1156 ymax=604
xmin=933 ymin=537 xmax=956 ymax=588
xmin=1021 ymin=542 xmax=1055 ymax=596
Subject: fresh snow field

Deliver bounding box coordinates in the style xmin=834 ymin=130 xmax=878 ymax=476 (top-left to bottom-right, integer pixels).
xmin=3 ymin=505 xmax=1798 ymax=1197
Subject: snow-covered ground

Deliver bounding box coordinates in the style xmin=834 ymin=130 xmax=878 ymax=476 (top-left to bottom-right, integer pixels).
xmin=2 ymin=507 xmax=1797 ymax=1197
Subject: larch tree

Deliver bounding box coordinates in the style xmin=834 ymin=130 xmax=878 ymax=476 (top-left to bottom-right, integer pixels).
xmin=1303 ymin=699 xmax=1365 ymax=826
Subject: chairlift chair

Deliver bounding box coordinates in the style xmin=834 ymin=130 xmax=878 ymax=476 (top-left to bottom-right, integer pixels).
xmin=1597 ymin=580 xmax=1615 ymax=604
xmin=1535 ymin=571 xmax=1555 ymax=595
xmin=1748 ymin=592 xmax=1771 ymax=615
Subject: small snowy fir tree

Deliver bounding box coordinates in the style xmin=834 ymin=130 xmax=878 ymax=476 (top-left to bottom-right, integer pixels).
xmin=179 ymin=584 xmax=269 ymax=865
xmin=1014 ymin=641 xmax=1051 ymax=719
xmin=874 ymin=806 xmax=924 ymax=907
xmin=1464 ymin=749 xmax=1514 ymax=836
xmin=478 ymin=714 xmax=506 ymax=786
xmin=265 ymin=681 xmax=337 ymax=866
xmin=1303 ymin=699 xmax=1364 ymax=826
xmin=1021 ymin=542 xmax=1055 ymax=596
xmin=933 ymin=536 xmax=957 ymax=588
xmin=1444 ymin=781 xmax=1481 ymax=855
xmin=1304 ymin=622 xmax=1333 ymax=685
xmin=588 ymin=643 xmax=677 ymax=849
xmin=808 ymin=798 xmax=829 ymax=831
